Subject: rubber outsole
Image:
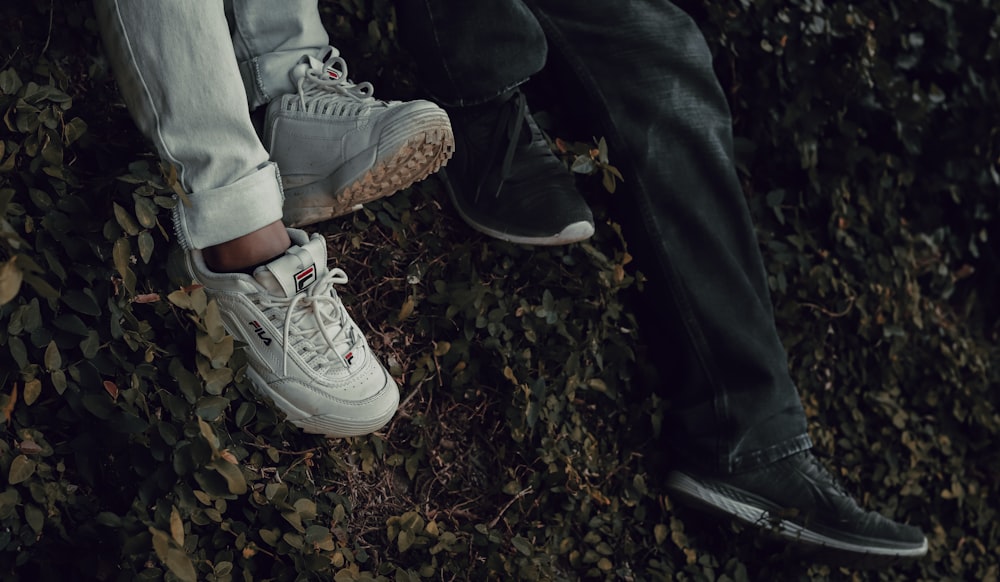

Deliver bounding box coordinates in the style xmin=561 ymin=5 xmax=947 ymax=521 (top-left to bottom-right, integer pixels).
xmin=665 ymin=471 xmax=928 ymax=569
xmin=283 ymin=109 xmax=454 ymax=227
xmin=244 ymin=365 xmax=399 ymax=438
xmin=440 ymin=169 xmax=595 ymax=246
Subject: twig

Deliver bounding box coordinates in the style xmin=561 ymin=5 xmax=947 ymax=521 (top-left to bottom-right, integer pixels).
xmin=488 ymin=486 xmax=533 ymax=528
xmin=39 ymin=0 xmax=54 ymax=57
xmin=798 ymin=295 xmax=856 ymax=318
xmin=1 ymin=46 xmax=20 ymax=70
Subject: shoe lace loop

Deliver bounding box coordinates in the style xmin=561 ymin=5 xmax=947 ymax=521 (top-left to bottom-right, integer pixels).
xmin=482 ymin=91 xmax=529 ymax=198
xmin=498 ymin=91 xmax=528 ymax=189
xmin=804 ymin=453 xmax=852 ymax=498
xmin=260 ymin=267 xmax=358 ymax=374
xmin=295 ymin=54 xmax=376 ymax=108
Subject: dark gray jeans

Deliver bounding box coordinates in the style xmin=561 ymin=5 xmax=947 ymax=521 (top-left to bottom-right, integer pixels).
xmin=397 ymin=0 xmax=812 ymax=474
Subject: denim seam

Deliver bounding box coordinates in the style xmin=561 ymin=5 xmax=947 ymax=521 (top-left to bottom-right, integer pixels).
xmin=231 ymin=6 xmax=270 ymax=107
xmin=109 ymin=0 xmax=188 ymax=193
xmin=730 ymin=433 xmax=813 ymax=472
xmin=251 ymin=58 xmax=271 ymax=105
xmin=428 ymin=78 xmax=531 ymax=108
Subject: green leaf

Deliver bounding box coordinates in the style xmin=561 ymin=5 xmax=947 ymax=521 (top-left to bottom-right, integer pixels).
xmin=134 ymin=196 xmax=158 ymax=229
xmin=8 ymin=336 xmax=28 ymax=370
xmin=164 ymin=548 xmax=197 ymax=582
xmin=196 ymin=416 xmax=219 ymax=451
xmin=0 ymin=256 xmax=23 ymax=305
xmin=167 ymin=289 xmax=191 ymax=310
xmin=8 ymin=455 xmax=36 ymax=484
xmin=79 ymin=331 xmax=100 ymax=359
xmin=63 ymin=117 xmax=87 ymax=145
xmin=282 ymin=509 xmax=305 ymax=533
xmin=511 ymin=535 xmax=533 ymax=556
xmin=203 ymin=300 xmax=226 ymax=342
xmin=654 ymin=523 xmax=668 ymax=545
xmin=259 ymin=528 xmax=280 ymax=547
xmin=169 ymin=506 xmax=184 ymax=546
xmin=234 ymin=401 xmax=256 ymax=427
xmin=50 ymin=370 xmax=67 ymax=395
xmin=23 ymin=379 xmax=41 ymax=405
xmin=195 ymin=396 xmax=229 ymax=421
xmin=62 ymin=289 xmax=101 ymax=316
xmin=397 ymin=530 xmax=413 ymax=552
xmin=22 ymin=273 xmax=59 ymax=300
xmin=0 ymin=69 xmax=23 ymax=95
xmin=202 ymin=367 xmax=232 ymax=396
xmin=138 ymin=230 xmax=154 ymax=264
xmin=82 ymin=393 xmax=115 ymax=418
xmin=24 ymin=503 xmax=44 ymax=533
xmin=113 ymin=202 xmax=141 ymax=236
xmin=293 ymin=498 xmax=317 ymax=521
xmin=112 ymin=237 xmax=131 ymax=280
xmin=207 ymin=458 xmax=247 ymax=495
xmin=149 ymin=526 xmax=170 ymax=561
xmin=571 ymin=155 xmax=596 ymax=175
xmin=43 ymin=340 xmax=61 ymax=370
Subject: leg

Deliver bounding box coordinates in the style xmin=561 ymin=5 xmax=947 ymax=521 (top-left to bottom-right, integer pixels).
xmin=526 ymin=0 xmax=808 ymax=474
xmin=523 ymin=0 xmax=926 ymax=565
xmin=93 ymin=0 xmax=399 ymax=437
xmin=395 ymin=0 xmax=595 ymax=245
xmin=396 ymin=0 xmax=548 ymax=107
xmin=395 ymin=0 xmax=927 ymax=565
xmin=226 ymin=0 xmax=454 ymax=227
xmin=93 ymin=0 xmax=285 ymax=255
xmin=227 ymin=0 xmax=330 ymax=110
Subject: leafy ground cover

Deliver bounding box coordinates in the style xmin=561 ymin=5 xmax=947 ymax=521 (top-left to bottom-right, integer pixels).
xmin=1 ymin=0 xmax=998 ymax=580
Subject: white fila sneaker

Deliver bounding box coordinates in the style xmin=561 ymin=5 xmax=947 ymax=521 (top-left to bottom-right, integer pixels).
xmin=263 ymin=46 xmax=454 ymax=226
xmin=187 ymin=229 xmax=399 ymax=437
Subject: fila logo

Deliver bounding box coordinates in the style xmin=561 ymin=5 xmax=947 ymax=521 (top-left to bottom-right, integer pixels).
xmin=345 ymin=351 xmax=354 ymax=366
xmin=326 ymin=68 xmax=340 ymax=80
xmin=294 ymin=265 xmax=316 ymax=293
xmin=249 ymin=321 xmax=272 ymax=346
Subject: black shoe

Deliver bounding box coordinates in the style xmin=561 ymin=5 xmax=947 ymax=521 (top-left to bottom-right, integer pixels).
xmin=440 ymin=90 xmax=594 ymax=246
xmin=665 ymin=451 xmax=928 ymax=568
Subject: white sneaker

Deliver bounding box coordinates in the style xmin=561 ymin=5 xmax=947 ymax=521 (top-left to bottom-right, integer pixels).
xmin=187 ymin=229 xmax=399 ymax=437
xmin=263 ymin=47 xmax=454 ymax=227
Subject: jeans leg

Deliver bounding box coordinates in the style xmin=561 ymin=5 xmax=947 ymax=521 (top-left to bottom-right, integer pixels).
xmin=395 ymin=0 xmax=548 ymax=106
xmin=227 ymin=0 xmax=330 ymax=110
xmin=93 ymin=0 xmax=284 ymax=250
xmin=527 ymin=0 xmax=811 ymax=474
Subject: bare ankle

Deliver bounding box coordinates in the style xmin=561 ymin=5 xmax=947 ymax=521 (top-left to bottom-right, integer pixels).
xmin=202 ymin=221 xmax=291 ymax=272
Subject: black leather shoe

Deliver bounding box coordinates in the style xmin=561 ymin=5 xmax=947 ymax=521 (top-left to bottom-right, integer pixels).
xmin=665 ymin=451 xmax=928 ymax=568
xmin=440 ymin=90 xmax=594 ymax=246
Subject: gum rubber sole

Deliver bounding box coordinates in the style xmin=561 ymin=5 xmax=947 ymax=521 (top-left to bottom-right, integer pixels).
xmin=284 ymin=111 xmax=454 ymax=227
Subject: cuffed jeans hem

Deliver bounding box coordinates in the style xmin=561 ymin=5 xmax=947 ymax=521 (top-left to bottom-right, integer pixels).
xmin=427 ymin=77 xmax=531 ymax=108
xmin=238 ymin=46 xmax=328 ymax=111
xmin=172 ymin=162 xmax=285 ymax=250
xmin=238 ymin=58 xmax=271 ymax=110
xmin=728 ymin=433 xmax=813 ymax=474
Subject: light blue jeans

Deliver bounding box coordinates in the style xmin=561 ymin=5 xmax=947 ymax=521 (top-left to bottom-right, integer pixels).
xmin=92 ymin=0 xmax=328 ymax=250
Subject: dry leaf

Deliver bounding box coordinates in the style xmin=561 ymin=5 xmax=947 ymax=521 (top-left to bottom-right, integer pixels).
xmin=104 ymin=380 xmax=119 ymax=401
xmin=1 ymin=384 xmax=17 ymax=423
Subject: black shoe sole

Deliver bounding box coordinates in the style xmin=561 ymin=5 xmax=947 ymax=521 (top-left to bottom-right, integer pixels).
xmin=665 ymin=471 xmax=928 ymax=569
xmin=440 ymin=169 xmax=595 ymax=246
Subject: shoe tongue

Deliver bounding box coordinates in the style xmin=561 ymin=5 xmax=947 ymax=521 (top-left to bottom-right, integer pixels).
xmin=252 ymin=236 xmax=328 ymax=298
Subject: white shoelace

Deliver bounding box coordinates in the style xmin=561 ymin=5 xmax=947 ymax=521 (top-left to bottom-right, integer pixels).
xmin=295 ymin=55 xmax=376 ymax=108
xmin=258 ymin=267 xmax=358 ymax=374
